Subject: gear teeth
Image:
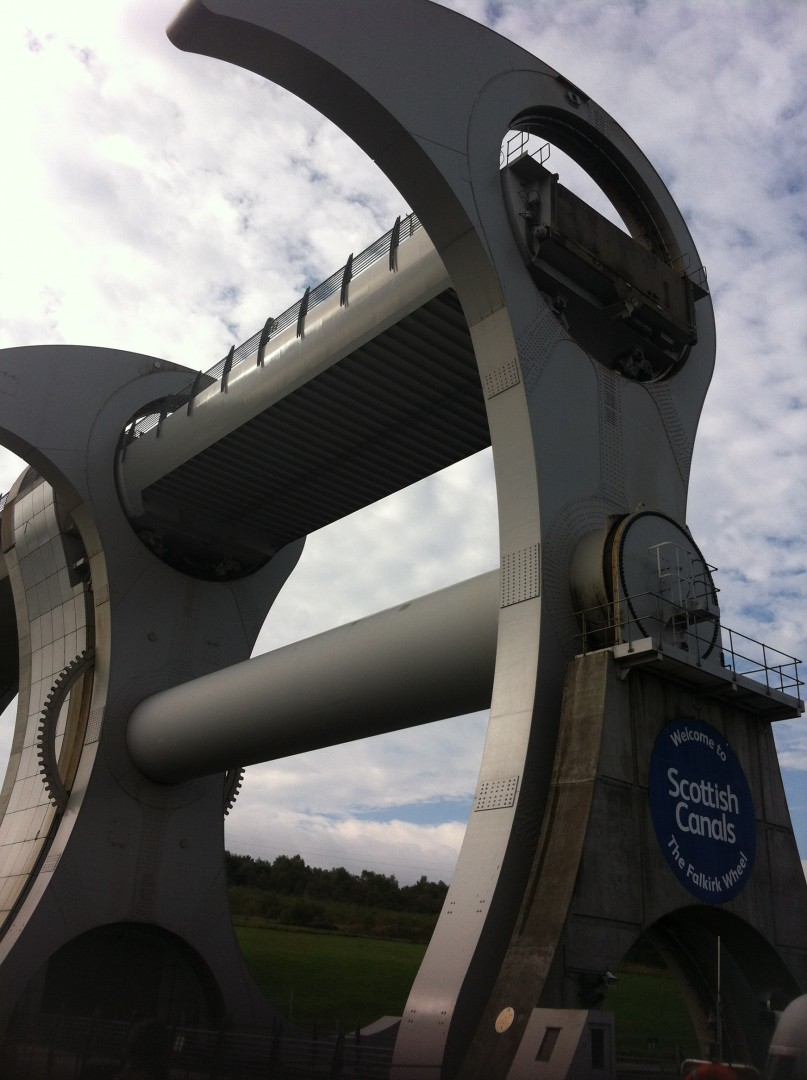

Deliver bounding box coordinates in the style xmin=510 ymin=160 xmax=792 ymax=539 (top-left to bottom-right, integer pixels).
xmin=223 ymin=767 xmax=245 ymax=816
xmin=36 ymin=648 xmax=96 ymax=814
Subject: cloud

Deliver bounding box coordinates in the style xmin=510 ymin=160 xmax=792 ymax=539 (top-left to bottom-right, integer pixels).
xmin=228 ymin=712 xmax=489 ymax=882
xmin=0 ymin=0 xmax=805 ymax=885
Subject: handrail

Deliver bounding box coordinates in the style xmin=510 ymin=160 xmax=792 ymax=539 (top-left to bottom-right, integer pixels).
xmin=125 ymin=213 xmax=422 ymax=443
xmin=576 ymin=590 xmax=803 ymax=704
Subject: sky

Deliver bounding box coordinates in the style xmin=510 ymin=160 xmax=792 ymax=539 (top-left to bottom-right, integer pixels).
xmin=0 ymin=0 xmax=805 ymax=887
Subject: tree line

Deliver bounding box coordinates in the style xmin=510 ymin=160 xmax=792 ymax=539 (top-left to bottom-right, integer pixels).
xmin=225 ymin=851 xmax=448 ymax=915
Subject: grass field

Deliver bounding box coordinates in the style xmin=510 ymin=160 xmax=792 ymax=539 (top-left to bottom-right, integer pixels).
xmin=235 ymin=924 xmax=427 ymax=1031
xmin=235 ymin=922 xmax=701 ymax=1059
xmin=605 ymin=969 xmax=700 ymax=1061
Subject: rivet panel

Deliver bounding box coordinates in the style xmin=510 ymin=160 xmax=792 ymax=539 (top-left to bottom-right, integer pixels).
xmin=485 ymin=358 xmax=521 ymax=398
xmin=474 ymin=776 xmax=519 ymax=812
xmin=501 ymin=543 xmax=540 ymax=606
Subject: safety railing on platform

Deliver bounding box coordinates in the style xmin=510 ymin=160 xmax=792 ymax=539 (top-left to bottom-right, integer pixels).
xmin=576 ymin=591 xmax=803 ymax=706
xmin=124 ymin=212 xmax=423 ymax=445
xmin=500 ymin=129 xmax=550 ymax=168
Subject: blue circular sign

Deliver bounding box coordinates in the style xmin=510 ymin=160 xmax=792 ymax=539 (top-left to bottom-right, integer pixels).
xmin=648 ymin=717 xmax=755 ymax=903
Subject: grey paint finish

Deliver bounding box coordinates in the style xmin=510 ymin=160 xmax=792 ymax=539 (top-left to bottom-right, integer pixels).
xmin=167 ymin=2 xmax=715 ymax=1075
xmin=7 ymin=3 xmax=798 ymax=1077
xmin=0 ymin=478 xmax=93 ymax=929
xmin=119 ymin=224 xmax=451 ymax=507
xmin=0 ymin=345 xmax=303 ymax=1032
xmin=115 ymin=230 xmax=488 ymax=577
xmin=128 ymin=570 xmax=499 ymax=783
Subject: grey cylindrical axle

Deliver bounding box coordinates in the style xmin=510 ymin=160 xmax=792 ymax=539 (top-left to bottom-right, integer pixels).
xmin=127 ymin=570 xmax=499 ymax=784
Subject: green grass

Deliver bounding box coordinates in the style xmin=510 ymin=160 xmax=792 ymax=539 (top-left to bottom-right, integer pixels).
xmin=234 ymin=923 xmax=426 ymax=1031
xmin=235 ymin=923 xmax=701 ymax=1058
xmin=605 ymin=970 xmax=700 ymax=1061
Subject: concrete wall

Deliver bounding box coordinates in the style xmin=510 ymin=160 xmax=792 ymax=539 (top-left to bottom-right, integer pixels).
xmin=459 ymin=650 xmax=807 ymax=1075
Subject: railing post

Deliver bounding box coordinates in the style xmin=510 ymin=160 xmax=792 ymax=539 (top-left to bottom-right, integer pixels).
xmin=186 ymin=370 xmax=203 ymax=416
xmin=726 ymin=627 xmax=736 ymax=678
xmin=340 ymin=253 xmax=354 ymax=306
xmin=156 ymin=397 xmax=169 ymax=438
xmin=761 ymin=642 xmax=770 ymax=692
xmin=330 ymin=1024 xmax=345 ymax=1080
xmin=296 ymin=287 xmax=310 ymax=338
xmin=257 ymin=316 xmax=274 ymax=367
xmin=389 ymin=215 xmax=401 ymax=272
xmin=220 ymin=346 xmax=234 ymax=393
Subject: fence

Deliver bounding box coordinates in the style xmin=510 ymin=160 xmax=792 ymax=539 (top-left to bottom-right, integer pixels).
xmin=1 ymin=1012 xmax=395 ymax=1080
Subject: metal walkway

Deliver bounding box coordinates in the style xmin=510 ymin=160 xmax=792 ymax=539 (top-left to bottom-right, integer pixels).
xmin=117 ymin=216 xmax=487 ymax=578
xmin=116 ymin=150 xmax=706 ymax=579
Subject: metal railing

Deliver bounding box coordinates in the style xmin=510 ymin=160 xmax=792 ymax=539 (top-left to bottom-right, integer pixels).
xmin=718 ymin=623 xmax=803 ymax=699
xmin=615 ymin=1034 xmax=689 ymax=1078
xmin=500 ymin=129 xmax=550 ymax=168
xmin=125 ymin=212 xmax=423 ymax=444
xmin=577 ymin=591 xmax=803 ymax=704
xmin=1 ymin=1013 xmax=395 ymax=1080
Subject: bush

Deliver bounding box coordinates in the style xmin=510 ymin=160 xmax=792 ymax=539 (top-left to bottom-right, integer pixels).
xmin=279 ymin=898 xmax=325 ymax=928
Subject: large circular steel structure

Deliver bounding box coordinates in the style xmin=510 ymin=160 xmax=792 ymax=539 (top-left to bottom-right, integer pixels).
xmin=0 ymin=4 xmax=803 ymax=1077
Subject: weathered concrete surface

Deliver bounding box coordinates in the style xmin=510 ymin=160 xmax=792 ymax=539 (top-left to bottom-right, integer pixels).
xmin=459 ymin=650 xmax=807 ymax=1076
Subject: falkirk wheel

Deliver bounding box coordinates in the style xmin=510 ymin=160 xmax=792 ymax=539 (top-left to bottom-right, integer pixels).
xmin=0 ymin=2 xmax=805 ymax=1077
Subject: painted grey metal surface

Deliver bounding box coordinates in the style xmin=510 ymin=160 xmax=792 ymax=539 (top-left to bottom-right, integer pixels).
xmin=0 ymin=345 xmax=303 ymax=1032
xmin=128 ymin=570 xmax=499 ymax=783
xmin=1 ymin=3 xmax=803 ymax=1078
xmin=0 ymin=478 xmax=94 ymax=927
xmin=118 ymin=223 xmax=450 ymax=506
xmin=116 ymin=226 xmax=482 ymax=576
xmin=167 ymin=2 xmax=715 ymax=1074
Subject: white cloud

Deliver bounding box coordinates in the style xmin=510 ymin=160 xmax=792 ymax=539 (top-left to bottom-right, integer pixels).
xmin=229 ymin=714 xmax=487 ymax=883
xmin=0 ymin=0 xmax=805 ymax=884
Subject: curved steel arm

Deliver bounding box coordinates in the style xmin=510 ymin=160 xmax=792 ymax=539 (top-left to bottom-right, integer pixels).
xmin=168 ymin=4 xmax=716 ymax=1074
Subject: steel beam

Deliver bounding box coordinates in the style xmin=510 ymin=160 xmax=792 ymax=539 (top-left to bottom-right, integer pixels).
xmin=128 ymin=570 xmax=499 ymax=784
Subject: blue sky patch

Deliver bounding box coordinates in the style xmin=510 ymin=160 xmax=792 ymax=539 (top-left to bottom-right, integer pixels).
xmin=354 ymin=797 xmax=473 ymax=826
